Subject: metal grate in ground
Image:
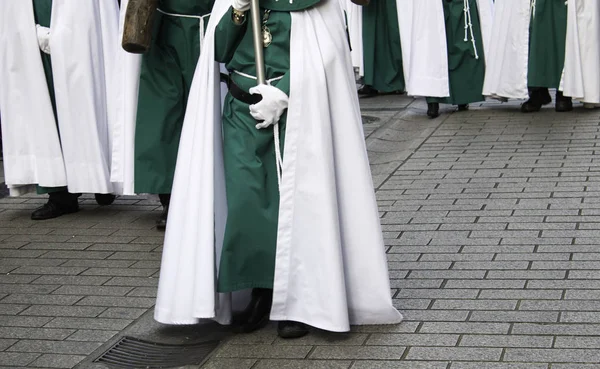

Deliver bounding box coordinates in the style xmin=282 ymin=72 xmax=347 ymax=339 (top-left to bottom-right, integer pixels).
xmin=94 ymin=336 xmax=220 ymax=369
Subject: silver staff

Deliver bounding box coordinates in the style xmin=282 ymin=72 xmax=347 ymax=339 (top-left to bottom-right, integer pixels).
xmin=250 ymin=0 xmax=266 ymax=84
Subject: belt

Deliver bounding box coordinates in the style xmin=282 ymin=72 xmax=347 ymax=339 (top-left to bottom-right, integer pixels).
xmin=221 ymin=73 xmax=263 ymax=105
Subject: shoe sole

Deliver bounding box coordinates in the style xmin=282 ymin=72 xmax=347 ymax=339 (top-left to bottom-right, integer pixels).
xmin=232 ymin=314 xmax=270 ymax=334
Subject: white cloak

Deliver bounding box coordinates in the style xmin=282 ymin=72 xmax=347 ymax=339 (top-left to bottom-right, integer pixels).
xmin=397 ymin=0 xmax=493 ymax=98
xmin=155 ymin=0 xmax=402 ymax=332
xmin=49 ymin=0 xmax=119 ymax=194
xmin=561 ymin=0 xmax=600 ymax=104
xmin=340 ymin=0 xmax=364 ymax=77
xmin=109 ymin=0 xmax=142 ymax=195
xmin=0 ymin=2 xmax=67 ymax=193
xmin=482 ymin=0 xmax=531 ymax=100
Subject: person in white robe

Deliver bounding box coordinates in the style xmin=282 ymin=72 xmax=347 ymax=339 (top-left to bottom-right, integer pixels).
xmin=0 ymin=0 xmax=120 ymax=219
xmin=154 ymin=0 xmax=402 ymax=339
xmin=561 ymin=0 xmax=600 ymax=108
xmin=483 ymin=0 xmax=572 ymax=113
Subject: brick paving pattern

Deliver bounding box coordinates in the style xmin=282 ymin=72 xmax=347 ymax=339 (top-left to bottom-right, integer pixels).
xmin=2 ymin=96 xmax=600 ymax=368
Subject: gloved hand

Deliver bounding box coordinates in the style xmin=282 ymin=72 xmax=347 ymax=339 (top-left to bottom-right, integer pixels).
xmin=249 ymin=84 xmax=289 ymax=129
xmin=232 ymin=0 xmax=251 ymax=12
xmin=36 ymin=25 xmax=51 ymax=54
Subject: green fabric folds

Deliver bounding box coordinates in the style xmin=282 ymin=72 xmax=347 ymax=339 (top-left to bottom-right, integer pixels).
xmin=134 ymin=0 xmax=214 ymax=194
xmin=528 ymin=0 xmax=568 ymax=89
xmin=427 ymin=0 xmax=486 ymax=105
xmin=362 ymin=0 xmax=405 ymax=93
xmin=214 ymin=9 xmax=291 ymax=292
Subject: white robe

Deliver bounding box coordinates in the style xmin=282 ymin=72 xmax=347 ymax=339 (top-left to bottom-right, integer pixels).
xmin=482 ymin=0 xmax=531 ymax=100
xmin=50 ymin=0 xmax=119 ymax=194
xmin=397 ymin=0 xmax=493 ymax=98
xmin=0 ymin=1 xmax=120 ymax=196
xmin=0 ymin=2 xmax=67 ymax=193
xmin=341 ymin=0 xmax=364 ymax=77
xmin=154 ymin=0 xmax=402 ymax=332
xmin=109 ymin=0 xmax=142 ymax=195
xmin=561 ymin=0 xmax=600 ymax=104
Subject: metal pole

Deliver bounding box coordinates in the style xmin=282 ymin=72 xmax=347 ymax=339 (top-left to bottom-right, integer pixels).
xmin=250 ymin=0 xmax=266 ymax=85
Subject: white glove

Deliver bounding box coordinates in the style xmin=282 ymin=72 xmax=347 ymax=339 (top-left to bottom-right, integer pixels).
xmin=36 ymin=25 xmax=51 ymax=54
xmin=232 ymin=0 xmax=251 ymax=12
xmin=249 ymin=84 xmax=289 ymax=129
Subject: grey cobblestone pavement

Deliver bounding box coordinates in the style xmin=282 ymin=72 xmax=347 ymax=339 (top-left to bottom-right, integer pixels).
xmin=3 ymin=95 xmax=600 ymax=368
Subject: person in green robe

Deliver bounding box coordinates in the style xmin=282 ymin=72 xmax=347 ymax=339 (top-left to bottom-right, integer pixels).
xmin=214 ymin=0 xmax=329 ymax=339
xmin=358 ymin=0 xmax=405 ymax=96
xmin=30 ymin=0 xmax=115 ymax=221
xmin=426 ymin=0 xmax=486 ymax=118
xmin=522 ymin=0 xmax=571 ymax=112
xmin=134 ymin=0 xmax=214 ymax=230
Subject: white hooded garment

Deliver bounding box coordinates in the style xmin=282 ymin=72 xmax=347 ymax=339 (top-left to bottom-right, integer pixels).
xmin=0 ymin=1 xmax=67 ymax=193
xmin=482 ymin=0 xmax=531 ymax=100
xmin=154 ymin=0 xmax=402 ymax=332
xmin=50 ymin=0 xmax=120 ymax=194
xmin=108 ymin=0 xmax=142 ymax=195
xmin=397 ymin=0 xmax=494 ymax=98
xmin=0 ymin=0 xmax=120 ymax=195
xmin=561 ymin=0 xmax=600 ymax=104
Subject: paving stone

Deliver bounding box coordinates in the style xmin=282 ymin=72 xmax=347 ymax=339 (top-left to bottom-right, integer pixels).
xmin=20 ymin=305 xmax=106 ymax=318
xmin=1 ymin=294 xmax=83 ymax=306
xmin=310 ymin=346 xmax=405 ymax=360
xmin=420 ymin=322 xmax=510 ymax=335
xmin=0 ymin=339 xmax=17 ymax=351
xmin=7 ymin=340 xmax=101 ymax=355
xmin=201 ymin=358 xmax=257 ymax=369
xmin=66 ymin=329 xmax=119 ymax=342
xmin=31 ymin=276 xmax=111 ymax=285
xmin=0 ymin=352 xmax=40 ymax=366
xmin=366 ymin=333 xmax=458 ymax=347
xmin=76 ymin=296 xmax=155 ymax=308
xmin=98 ymin=307 xmax=146 ymax=319
xmin=512 ymin=323 xmax=600 ymax=336
xmin=10 ymin=266 xmax=87 ymax=275
xmin=0 ymin=327 xmax=75 ymax=340
xmin=215 ymin=344 xmax=312 ymax=359
xmin=81 ymin=267 xmax=156 ymax=277
xmin=406 ymin=347 xmax=502 ymax=361
xmin=29 ymin=354 xmax=86 ymax=368
xmin=44 ymin=317 xmax=131 ymax=330
xmin=469 ymin=311 xmax=559 ymax=323
xmin=504 ymin=348 xmax=600 ymax=363
xmin=460 ymin=334 xmax=553 ymax=348
xmin=450 ymin=364 xmax=547 ymax=369
xmin=0 ymin=284 xmax=61 ymax=294
xmin=253 ymin=360 xmax=352 ymax=369
xmin=432 ymin=300 xmax=517 ymax=311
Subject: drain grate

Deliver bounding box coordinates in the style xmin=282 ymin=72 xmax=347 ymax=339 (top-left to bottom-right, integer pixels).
xmin=94 ymin=336 xmax=220 ymax=369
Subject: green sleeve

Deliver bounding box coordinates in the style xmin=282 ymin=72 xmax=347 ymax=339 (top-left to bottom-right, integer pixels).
xmin=273 ymin=71 xmax=290 ymax=96
xmin=215 ymin=7 xmax=248 ymax=63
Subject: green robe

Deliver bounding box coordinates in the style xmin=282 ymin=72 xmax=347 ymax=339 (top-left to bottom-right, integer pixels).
xmin=528 ymin=0 xmax=568 ymax=89
xmin=362 ymin=0 xmax=405 ymax=93
xmin=32 ymin=0 xmax=64 ymax=195
xmin=134 ymin=0 xmax=214 ymax=194
xmin=427 ymin=0 xmax=486 ymax=106
xmin=214 ymin=7 xmax=291 ymax=293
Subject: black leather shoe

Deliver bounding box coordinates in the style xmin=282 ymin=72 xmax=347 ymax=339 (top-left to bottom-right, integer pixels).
xmin=457 ymin=104 xmax=469 ymax=112
xmin=358 ymin=85 xmax=378 ymax=97
xmin=277 ymin=321 xmax=309 ymax=339
xmin=95 ymin=193 xmax=116 ymax=206
xmin=31 ymin=201 xmax=79 ymax=220
xmin=555 ymin=91 xmax=573 ymax=112
xmin=156 ymin=205 xmax=168 ymax=231
xmin=427 ymin=102 xmax=440 ymax=118
xmin=521 ymin=88 xmax=552 ymax=113
xmin=233 ymin=288 xmax=273 ymax=333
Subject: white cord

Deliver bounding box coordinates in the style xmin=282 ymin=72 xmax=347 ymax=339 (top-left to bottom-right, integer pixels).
xmin=274 ymin=124 xmax=283 ymax=189
xmin=157 ymin=9 xmax=211 ymax=46
xmin=531 ymin=0 xmax=536 ymax=19
xmin=463 ymin=0 xmax=479 ymax=60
